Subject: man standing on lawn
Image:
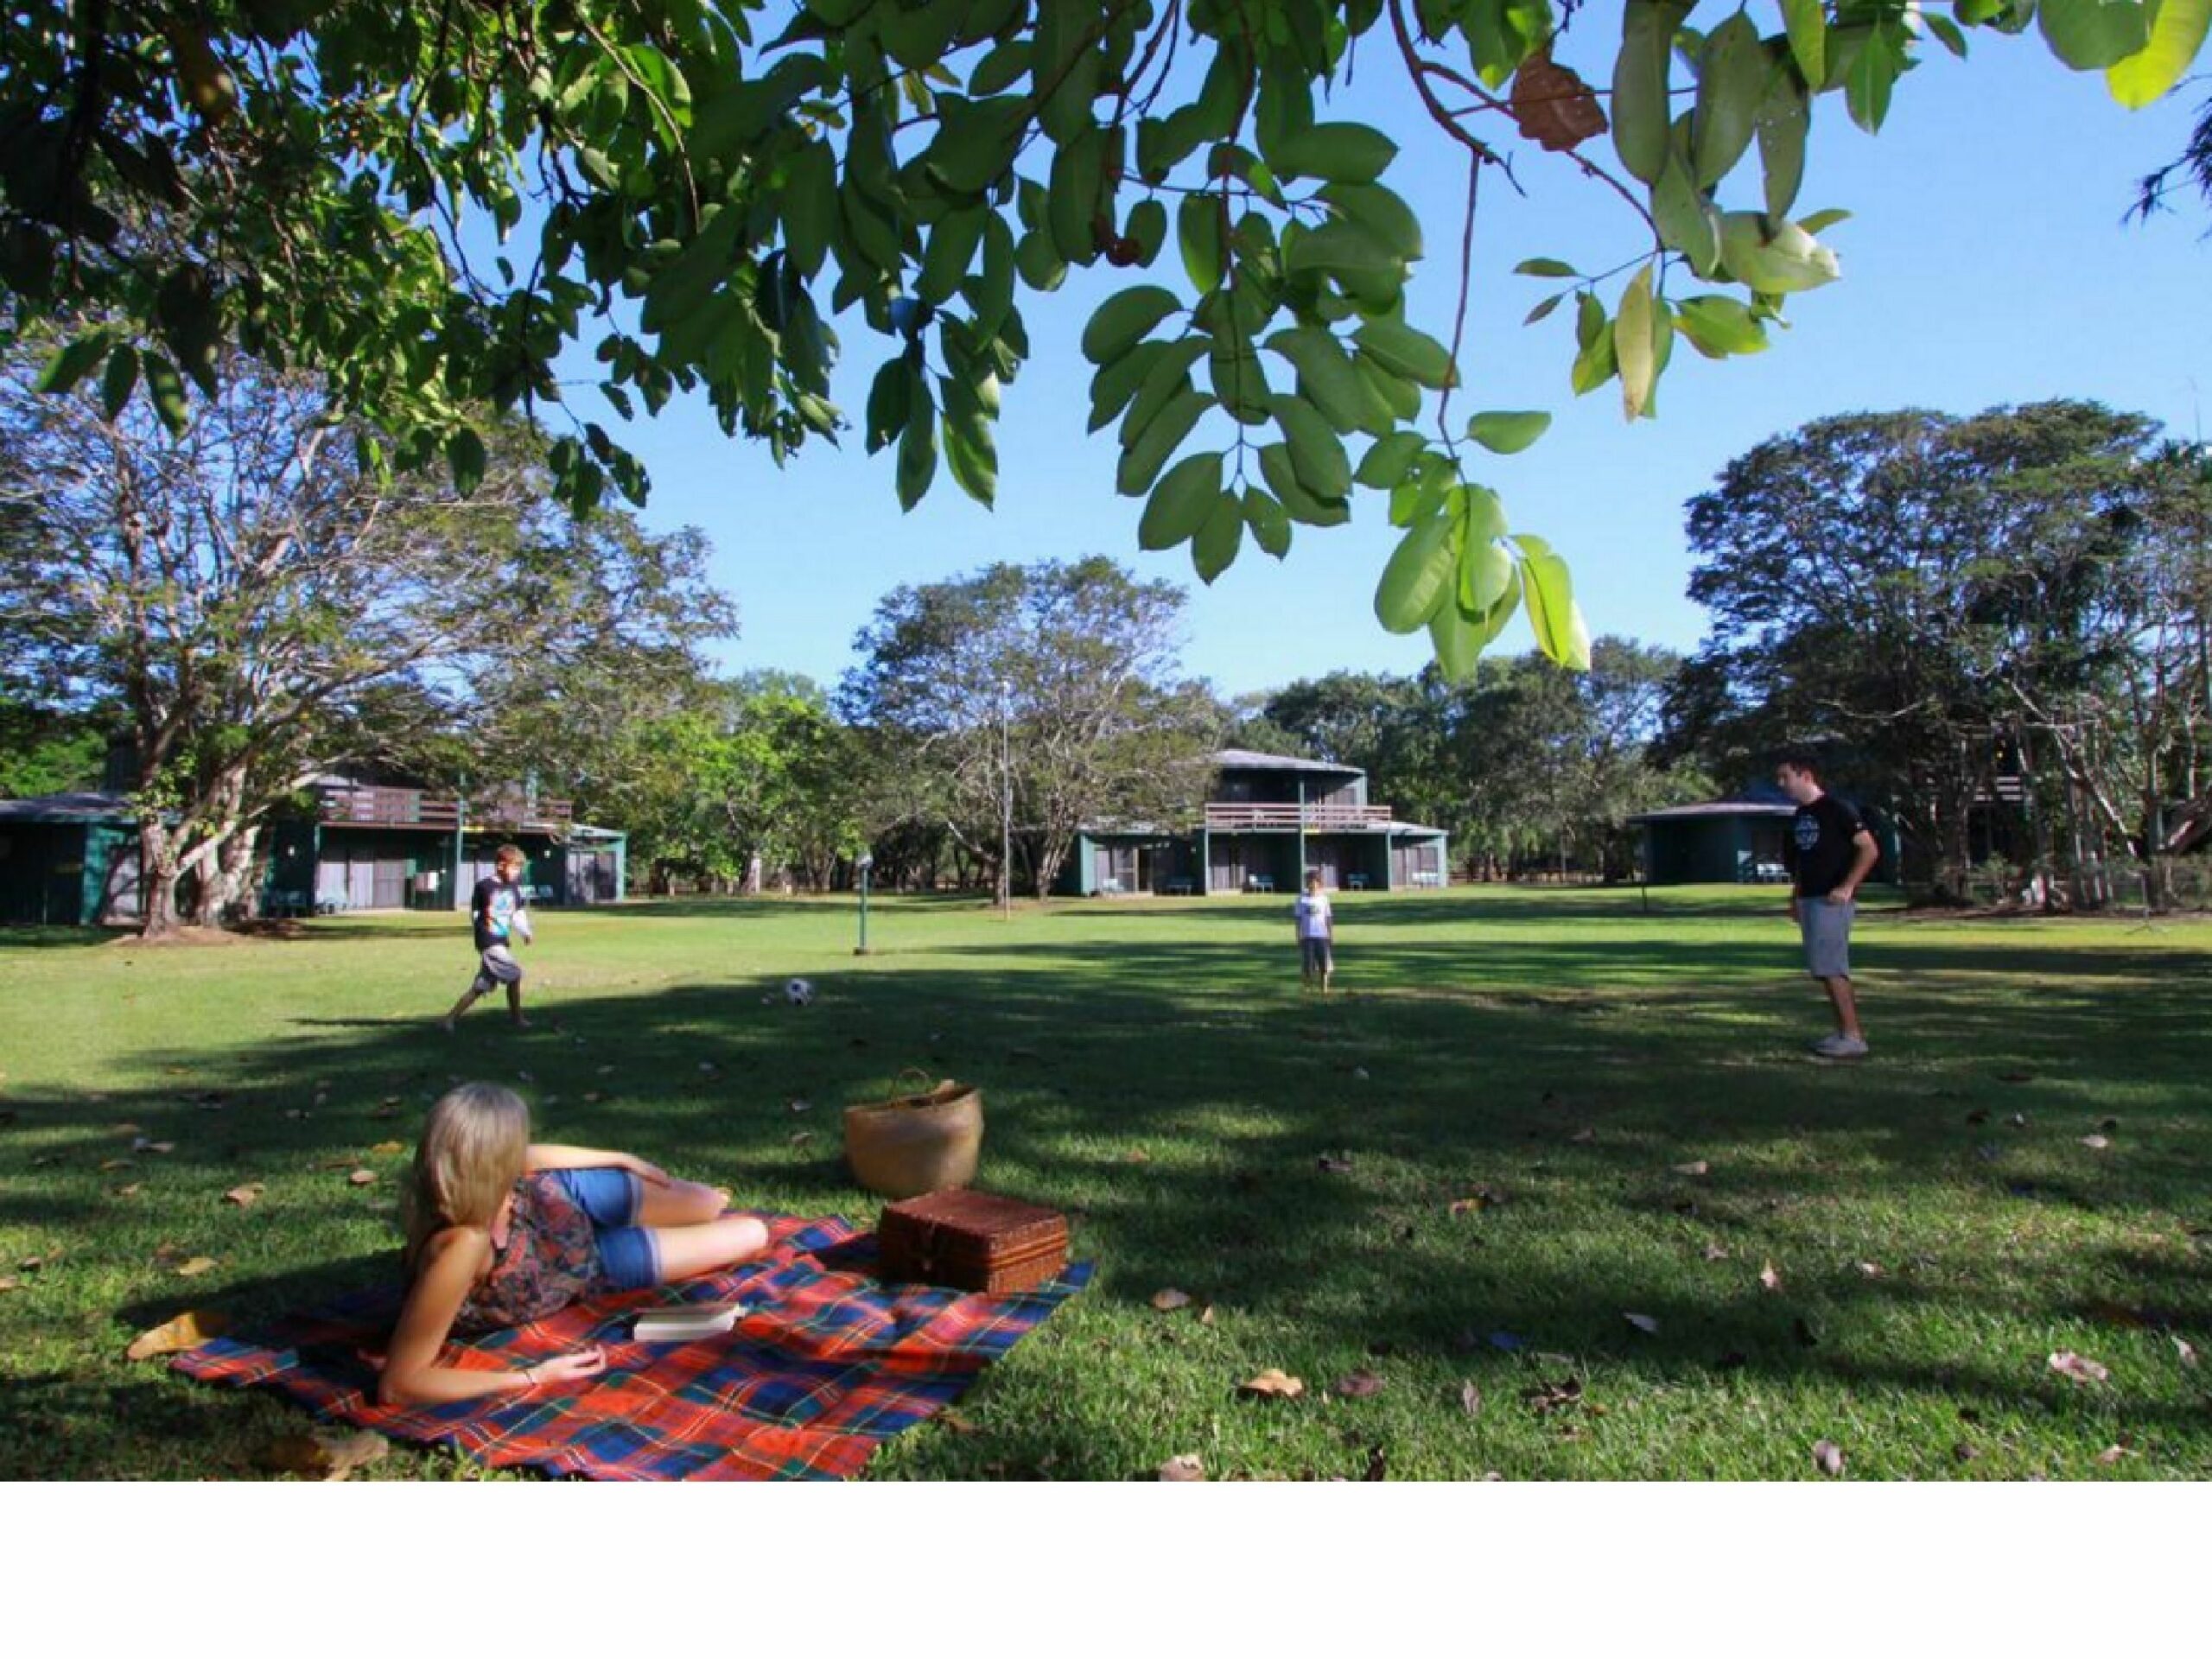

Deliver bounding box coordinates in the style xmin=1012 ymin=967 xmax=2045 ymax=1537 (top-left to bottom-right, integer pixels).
xmin=442 ymin=843 xmax=535 ymax=1031
xmin=1777 ymin=753 xmax=1880 ymax=1060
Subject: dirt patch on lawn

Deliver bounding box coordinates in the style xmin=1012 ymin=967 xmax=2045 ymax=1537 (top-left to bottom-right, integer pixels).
xmin=108 ymin=921 xmax=302 ymax=948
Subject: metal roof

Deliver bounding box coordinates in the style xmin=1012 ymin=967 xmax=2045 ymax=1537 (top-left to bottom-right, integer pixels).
xmin=1212 ymin=748 xmax=1361 ymax=775
xmin=1628 ymin=798 xmax=1796 ymax=824
xmin=0 ymin=792 xmax=136 ymax=823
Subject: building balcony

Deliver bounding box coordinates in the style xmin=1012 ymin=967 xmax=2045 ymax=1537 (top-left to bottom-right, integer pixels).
xmin=314 ymin=785 xmax=572 ymax=833
xmin=1202 ymin=802 xmax=1394 ymax=832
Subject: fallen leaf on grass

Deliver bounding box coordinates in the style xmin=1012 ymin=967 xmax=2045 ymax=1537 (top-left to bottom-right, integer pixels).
xmin=1759 ymin=1262 xmax=1783 ymax=1293
xmin=257 ymin=1427 xmax=390 ymax=1480
xmin=1953 ymin=1441 xmax=1981 ymax=1464
xmin=370 ymin=1141 xmax=405 ymax=1155
xmin=1702 ymin=1242 xmax=1732 ymax=1262
xmin=1624 ymin=1313 xmax=1661 ymax=1336
xmin=346 ymin=1168 xmax=378 ymax=1186
xmin=936 ymin=1409 xmax=979 ymax=1435
xmin=1671 ymin=1160 xmax=1711 ymax=1178
xmin=17 ymin=1250 xmax=59 ymax=1271
xmin=1331 ymin=1370 xmax=1385 ymax=1399
xmin=1812 ymin=1440 xmax=1846 ymax=1478
xmin=2095 ymin=1440 xmax=2135 ymax=1466
xmin=786 ymin=1130 xmax=815 ymax=1148
xmin=124 ymin=1308 xmax=232 ymax=1361
xmin=99 ymin=1157 xmax=133 ymax=1172
xmin=1158 ymin=1454 xmax=1206 ymax=1482
xmin=2174 ymin=1336 xmax=2199 ymax=1369
xmin=2049 ymin=1351 xmax=2109 ymax=1385
xmin=1522 ymin=1376 xmax=1584 ymax=1417
xmin=175 ymin=1256 xmax=219 ymax=1277
xmin=1149 ymin=1288 xmax=1193 ymax=1312
xmin=2008 ymin=1113 xmax=2029 ymax=1129
xmin=1459 ymin=1381 xmax=1484 ymax=1417
xmin=131 ymin=1138 xmax=176 ymax=1155
xmin=1238 ymin=1369 xmax=1305 ymax=1401
xmin=1568 ymin=1128 xmax=1597 ymax=1145
xmin=1351 ymin=1066 xmax=1370 ymax=1081
xmin=1857 ymin=1261 xmax=1885 ymax=1278
xmin=222 ymin=1183 xmax=265 ymax=1208
xmin=786 ymin=1098 xmax=812 ymax=1115
xmin=111 ymin=1182 xmax=143 ymax=1198
xmin=2079 ymin=1135 xmax=2110 ymax=1151
xmin=582 ymin=1091 xmax=605 ymax=1104
xmin=1198 ymin=1305 xmax=1217 ymax=1327
xmin=1316 ymin=1154 xmax=1353 ymax=1175
xmin=0 ymin=1278 xmax=21 ymax=1294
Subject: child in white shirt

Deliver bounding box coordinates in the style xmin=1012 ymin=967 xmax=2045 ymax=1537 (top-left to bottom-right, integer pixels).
xmin=1293 ymin=869 xmax=1334 ymax=994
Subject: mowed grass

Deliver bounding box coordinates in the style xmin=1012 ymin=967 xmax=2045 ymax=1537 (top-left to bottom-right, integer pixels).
xmin=2 ymin=885 xmax=2208 ymax=1481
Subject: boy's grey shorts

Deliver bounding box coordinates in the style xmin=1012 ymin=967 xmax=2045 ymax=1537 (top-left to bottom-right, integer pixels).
xmin=473 ymin=944 xmax=524 ymax=995
xmin=1799 ymin=899 xmax=1854 ymax=980
xmin=1300 ymin=937 xmax=1333 ymax=975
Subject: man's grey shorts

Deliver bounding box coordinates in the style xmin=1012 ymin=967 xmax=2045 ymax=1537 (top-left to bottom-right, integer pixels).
xmin=1800 ymin=899 xmax=1854 ymax=980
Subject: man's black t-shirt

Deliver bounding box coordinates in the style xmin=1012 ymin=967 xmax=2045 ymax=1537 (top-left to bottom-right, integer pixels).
xmin=471 ymin=876 xmax=525 ymax=952
xmin=1785 ymin=792 xmax=1869 ymax=899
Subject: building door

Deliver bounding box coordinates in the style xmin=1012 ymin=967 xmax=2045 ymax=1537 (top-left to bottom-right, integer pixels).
xmin=373 ymin=857 xmax=408 ymax=910
xmin=1209 ymin=837 xmax=1243 ymax=892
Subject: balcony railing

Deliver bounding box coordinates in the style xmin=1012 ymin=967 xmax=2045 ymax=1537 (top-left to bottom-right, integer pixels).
xmin=315 ymin=785 xmax=572 ymax=832
xmin=1203 ymin=802 xmax=1393 ymax=832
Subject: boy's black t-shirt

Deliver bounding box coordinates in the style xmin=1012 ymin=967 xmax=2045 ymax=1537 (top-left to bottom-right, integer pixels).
xmin=471 ymin=875 xmax=525 ymax=952
xmin=1784 ymin=792 xmax=1869 ymax=899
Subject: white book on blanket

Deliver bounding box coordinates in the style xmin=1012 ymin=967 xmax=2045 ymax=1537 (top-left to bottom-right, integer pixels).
xmin=632 ymin=1302 xmax=748 ymax=1343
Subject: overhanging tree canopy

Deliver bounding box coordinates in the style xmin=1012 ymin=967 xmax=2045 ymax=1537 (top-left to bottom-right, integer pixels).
xmin=5 ymin=1 xmax=2203 ymax=673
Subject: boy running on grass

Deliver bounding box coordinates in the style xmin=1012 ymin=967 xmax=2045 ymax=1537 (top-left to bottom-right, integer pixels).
xmin=442 ymin=844 xmax=535 ymax=1031
xmin=1294 ymin=868 xmax=1335 ymax=994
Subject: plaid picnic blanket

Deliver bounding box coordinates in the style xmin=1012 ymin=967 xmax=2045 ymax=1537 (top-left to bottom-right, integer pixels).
xmin=174 ymin=1215 xmax=1090 ymax=1480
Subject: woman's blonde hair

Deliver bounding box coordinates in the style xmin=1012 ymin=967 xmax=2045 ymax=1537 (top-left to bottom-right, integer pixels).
xmin=402 ymin=1084 xmax=531 ymax=1265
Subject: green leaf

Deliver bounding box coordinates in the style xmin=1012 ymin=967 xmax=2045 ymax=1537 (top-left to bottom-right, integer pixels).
xmin=2040 ymin=0 xmax=2151 ymax=70
xmin=779 ymin=142 xmax=837 ymax=279
xmin=1318 ymin=182 xmax=1424 ymax=261
xmin=142 ymin=353 xmax=189 ymax=435
xmin=1243 ymin=487 xmax=1294 ymax=556
xmin=1122 ymin=338 xmax=1210 ymax=445
xmin=1523 ymin=293 xmax=1567 ymax=326
xmin=1178 ymin=194 xmax=1227 ymax=294
xmin=1612 ymin=0 xmax=1693 ymax=183
xmin=1616 ymin=264 xmax=1659 ymax=422
xmin=1843 ymin=26 xmax=1901 ymax=131
xmin=897 ymin=382 xmax=938 ymax=511
xmin=1515 ymin=533 xmax=1592 ymax=670
xmin=1923 ymin=12 xmax=1971 ymax=56
xmin=1797 ymin=207 xmax=1852 ymax=235
xmin=1268 ymin=121 xmax=1398 ymax=184
xmin=2107 ymin=0 xmax=2210 ymax=107
xmin=1465 ymin=410 xmax=1552 ymax=454
xmin=34 ymin=330 xmax=114 ymax=397
xmin=1126 ymin=199 xmax=1168 ymax=265
xmin=1780 ymin=0 xmax=1827 ymax=85
xmin=1270 ymin=394 xmax=1352 ymax=501
xmin=1046 ymin=124 xmax=1106 ymax=264
xmin=1282 ymin=218 xmax=1403 ymax=283
xmin=918 ymin=205 xmax=988 ymax=307
xmin=1139 ymin=451 xmax=1225 ymax=550
xmin=1719 ymin=213 xmax=1840 ymax=292
xmin=1756 ymin=69 xmax=1811 ymax=221
xmin=1263 ymin=327 xmax=1376 ymax=435
xmin=1515 ymin=257 xmax=1583 ymax=278
xmin=1651 ymin=146 xmax=1721 ymax=277
xmin=1354 ymin=319 xmax=1455 ymax=390
xmin=1457 ymin=531 xmax=1515 ymax=619
xmin=99 ymin=345 xmax=139 ymax=422
xmin=1357 ymin=353 xmax=1422 ymax=423
xmin=1375 ymin=510 xmax=1459 ymax=633
xmin=1208 ymin=341 xmax=1274 ymax=425
xmin=1356 ymin=432 xmax=1427 ymax=490
xmin=1191 ymin=488 xmax=1244 ymax=582
xmin=1257 ymin=443 xmax=1351 ymax=527
xmin=1116 ymin=388 xmax=1209 ymax=495
xmin=445 ymin=426 xmax=487 ymax=495
xmin=1692 ymin=14 xmax=1772 ymax=189
xmin=1570 ymin=321 xmax=1618 ymax=396
xmin=1082 ymin=286 xmax=1183 ymax=365
xmin=942 ymin=376 xmax=999 ymax=506
xmin=866 ymin=357 xmax=914 ymax=452
xmin=1390 ymin=451 xmax=1455 ymax=529
xmin=1673 ymin=295 xmax=1768 ymax=358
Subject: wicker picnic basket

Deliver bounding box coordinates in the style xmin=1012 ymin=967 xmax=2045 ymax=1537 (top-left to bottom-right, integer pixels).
xmin=842 ymin=1068 xmax=983 ymax=1199
xmin=878 ymin=1188 xmax=1069 ymax=1294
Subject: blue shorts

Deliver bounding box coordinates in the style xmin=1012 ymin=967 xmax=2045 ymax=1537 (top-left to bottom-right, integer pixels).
xmin=549 ymin=1167 xmax=660 ymax=1290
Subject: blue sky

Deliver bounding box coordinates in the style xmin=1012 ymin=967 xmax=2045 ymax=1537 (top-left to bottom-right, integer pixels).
xmin=580 ymin=16 xmax=2209 ymax=702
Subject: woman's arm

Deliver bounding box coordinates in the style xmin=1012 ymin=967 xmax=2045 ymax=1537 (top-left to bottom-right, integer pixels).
xmin=524 ymin=1143 xmax=671 ymax=1184
xmin=380 ymin=1230 xmax=607 ymax=1406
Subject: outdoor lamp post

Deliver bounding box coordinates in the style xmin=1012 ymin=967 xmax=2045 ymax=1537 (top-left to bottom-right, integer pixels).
xmin=854 ymin=850 xmax=874 ymax=956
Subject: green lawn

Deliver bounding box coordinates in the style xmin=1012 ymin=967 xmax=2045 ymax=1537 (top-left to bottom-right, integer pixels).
xmin=3 ymin=885 xmax=2207 ymax=1480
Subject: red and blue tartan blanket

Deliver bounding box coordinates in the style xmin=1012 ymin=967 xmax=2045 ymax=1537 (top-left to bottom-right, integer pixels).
xmin=174 ymin=1214 xmax=1090 ymax=1480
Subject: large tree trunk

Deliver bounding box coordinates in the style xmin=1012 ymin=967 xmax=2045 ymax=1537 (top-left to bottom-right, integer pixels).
xmin=137 ymin=820 xmax=183 ymax=938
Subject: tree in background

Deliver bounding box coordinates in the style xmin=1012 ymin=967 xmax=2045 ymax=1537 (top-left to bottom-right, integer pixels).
xmin=1664 ymin=399 xmax=2210 ymax=895
xmin=840 ymin=556 xmax=1219 ymax=899
xmin=0 ymin=696 xmax=113 ymax=798
xmin=0 ymin=346 xmax=733 ymax=933
xmin=5 ymin=3 xmax=2201 ymax=678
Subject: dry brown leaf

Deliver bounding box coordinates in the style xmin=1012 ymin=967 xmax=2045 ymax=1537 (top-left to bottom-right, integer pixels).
xmin=1459 ymin=1380 xmax=1484 ymax=1418
xmin=1812 ymin=1439 xmax=1845 ymax=1478
xmin=257 ymin=1427 xmax=389 ymax=1480
xmin=1157 ymin=1453 xmax=1206 ymax=1482
xmin=124 ymin=1308 xmax=232 ymax=1361
xmin=175 ymin=1255 xmax=218 ymax=1277
xmin=1759 ymin=1262 xmax=1783 ymax=1293
xmin=2049 ymin=1351 xmax=2109 ymax=1384
xmin=346 ymin=1167 xmax=378 ymax=1186
xmin=111 ymin=1183 xmax=143 ymax=1198
xmin=222 ymin=1183 xmax=265 ymax=1208
xmin=1331 ymin=1370 xmax=1385 ymax=1400
xmin=1149 ymin=1287 xmax=1193 ymax=1312
xmin=1198 ymin=1305 xmax=1217 ymax=1327
xmin=1568 ymin=1127 xmax=1597 ymax=1144
xmin=0 ymin=1278 xmax=22 ymax=1295
xmin=371 ymin=1141 xmax=405 ymax=1155
xmin=1624 ymin=1312 xmax=1661 ymax=1336
xmin=1672 ymin=1160 xmax=1711 ymax=1177
xmin=936 ymin=1409 xmax=979 ymax=1435
xmin=1702 ymin=1242 xmax=1732 ymax=1262
xmin=2173 ymin=1335 xmax=2199 ymax=1369
xmin=99 ymin=1157 xmax=133 ymax=1172
xmin=2095 ymin=1442 xmax=2133 ymax=1466
xmin=2079 ymin=1135 xmax=2110 ymax=1150
xmin=1238 ymin=1368 xmax=1305 ymax=1401
xmin=18 ymin=1249 xmax=59 ymax=1270
xmin=1123 ymin=1147 xmax=1150 ymax=1163
xmin=1316 ymin=1154 xmax=1353 ymax=1174
xmin=787 ymin=1129 xmax=815 ymax=1147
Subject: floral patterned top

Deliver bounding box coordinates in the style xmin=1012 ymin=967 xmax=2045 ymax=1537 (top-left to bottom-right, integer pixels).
xmin=448 ymin=1171 xmax=604 ymax=1335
